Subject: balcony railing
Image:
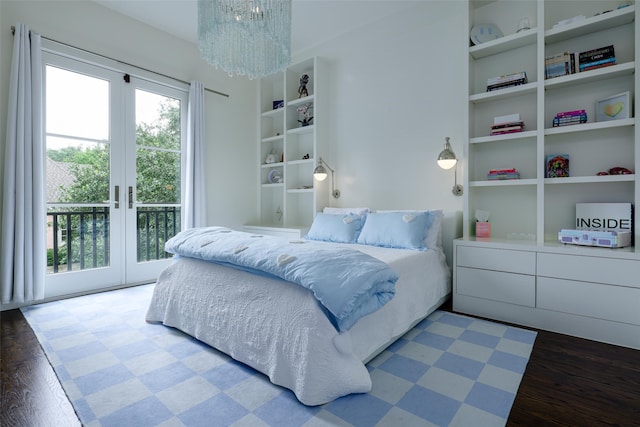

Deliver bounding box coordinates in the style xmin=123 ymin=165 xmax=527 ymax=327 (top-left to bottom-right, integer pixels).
xmin=47 ymin=206 xmax=180 ymax=273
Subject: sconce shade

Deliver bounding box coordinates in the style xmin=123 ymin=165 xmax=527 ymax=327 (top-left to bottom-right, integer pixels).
xmin=437 ymin=137 xmax=457 ymax=170
xmin=313 ymin=164 xmax=328 ymax=181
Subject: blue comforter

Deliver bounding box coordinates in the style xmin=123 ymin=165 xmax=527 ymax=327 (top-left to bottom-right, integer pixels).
xmin=164 ymin=227 xmax=399 ymax=332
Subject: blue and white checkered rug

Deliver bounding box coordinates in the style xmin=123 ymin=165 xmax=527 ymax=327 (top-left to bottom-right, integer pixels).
xmin=22 ymin=284 xmax=536 ymax=427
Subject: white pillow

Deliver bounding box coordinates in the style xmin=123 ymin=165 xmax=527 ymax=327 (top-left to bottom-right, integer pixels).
xmin=376 ymin=209 xmax=443 ymax=249
xmin=323 ymin=207 xmax=370 ymax=216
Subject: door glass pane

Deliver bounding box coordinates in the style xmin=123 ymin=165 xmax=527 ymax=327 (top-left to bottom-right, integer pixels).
xmin=46 ymin=66 xmax=109 ymax=141
xmin=135 ymin=89 xmax=182 ymax=262
xmin=45 ymin=65 xmax=111 ymax=274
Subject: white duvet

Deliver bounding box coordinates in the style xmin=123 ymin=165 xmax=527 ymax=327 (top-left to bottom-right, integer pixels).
xmin=145 ymin=242 xmax=450 ymax=406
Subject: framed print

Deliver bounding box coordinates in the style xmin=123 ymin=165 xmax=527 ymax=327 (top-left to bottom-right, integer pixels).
xmin=596 ymin=91 xmax=631 ymax=122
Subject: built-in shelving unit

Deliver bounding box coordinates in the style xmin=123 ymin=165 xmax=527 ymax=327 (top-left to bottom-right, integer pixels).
xmin=454 ymin=0 xmax=640 ymax=350
xmin=246 ymin=57 xmax=329 ymax=237
xmin=464 ymin=0 xmax=638 ymax=245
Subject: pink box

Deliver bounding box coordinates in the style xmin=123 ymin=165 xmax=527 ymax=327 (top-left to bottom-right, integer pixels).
xmin=476 ymin=222 xmax=491 ymax=238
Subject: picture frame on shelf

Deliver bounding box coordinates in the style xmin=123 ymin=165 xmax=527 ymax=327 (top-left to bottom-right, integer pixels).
xmin=546 ymin=154 xmax=570 ymax=178
xmin=595 ymin=91 xmax=631 ymax=122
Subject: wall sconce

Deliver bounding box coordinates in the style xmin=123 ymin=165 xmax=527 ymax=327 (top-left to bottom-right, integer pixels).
xmin=313 ymin=157 xmax=340 ymax=198
xmin=437 ymin=137 xmax=463 ymax=196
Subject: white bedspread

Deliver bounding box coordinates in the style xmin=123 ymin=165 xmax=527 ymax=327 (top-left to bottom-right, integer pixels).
xmin=145 ymin=242 xmax=450 ymax=406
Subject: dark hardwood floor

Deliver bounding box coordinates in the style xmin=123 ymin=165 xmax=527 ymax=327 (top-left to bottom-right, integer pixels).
xmin=2 ymin=302 xmax=639 ymax=426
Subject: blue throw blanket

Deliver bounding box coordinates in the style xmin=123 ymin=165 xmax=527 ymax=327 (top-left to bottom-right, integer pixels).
xmin=164 ymin=227 xmax=399 ymax=332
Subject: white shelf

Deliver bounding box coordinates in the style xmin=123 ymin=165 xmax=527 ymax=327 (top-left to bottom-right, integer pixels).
xmin=544 ymin=62 xmax=635 ymax=90
xmin=287 ymin=94 xmax=315 ymax=107
xmin=470 ymin=130 xmax=537 ymax=144
xmin=287 ymin=125 xmax=315 ymax=135
xmin=261 ymin=135 xmax=284 ymax=143
xmin=544 ymin=118 xmax=635 ymax=135
xmin=545 ymin=5 xmax=635 ymax=44
xmin=287 ymin=188 xmax=314 ymax=193
xmin=261 ymin=162 xmax=283 ymax=169
xmin=544 ymin=174 xmax=635 ymax=185
xmin=287 ymin=159 xmax=314 ymax=166
xmin=261 ymin=108 xmax=284 ymax=118
xmin=470 ymin=27 xmax=537 ymax=59
xmin=470 ymin=178 xmax=537 ymax=187
xmin=469 ymin=82 xmax=537 ymax=104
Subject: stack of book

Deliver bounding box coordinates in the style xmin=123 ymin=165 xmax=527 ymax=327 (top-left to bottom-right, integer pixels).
xmin=579 ymin=45 xmax=615 ymax=72
xmin=486 ymin=71 xmax=527 ymax=92
xmin=491 ymin=113 xmax=524 ymax=135
xmin=552 ymin=109 xmax=587 ymax=127
xmin=487 ymin=168 xmax=520 ymax=180
xmin=545 ymin=45 xmax=615 ymax=79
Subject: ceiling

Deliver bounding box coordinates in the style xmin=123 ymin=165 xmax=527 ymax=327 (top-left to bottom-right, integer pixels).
xmin=92 ymin=0 xmax=417 ymax=55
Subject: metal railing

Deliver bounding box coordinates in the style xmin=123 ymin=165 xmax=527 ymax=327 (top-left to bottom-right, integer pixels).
xmin=47 ymin=206 xmax=180 ymax=273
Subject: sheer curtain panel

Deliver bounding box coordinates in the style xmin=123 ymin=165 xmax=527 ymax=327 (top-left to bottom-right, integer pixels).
xmin=184 ymin=81 xmax=206 ymax=229
xmin=1 ymin=23 xmax=45 ymax=304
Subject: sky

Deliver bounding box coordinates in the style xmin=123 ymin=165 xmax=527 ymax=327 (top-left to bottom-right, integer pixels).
xmin=46 ymin=64 xmax=169 ymax=150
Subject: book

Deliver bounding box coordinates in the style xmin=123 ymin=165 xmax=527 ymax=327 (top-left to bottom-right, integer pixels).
xmin=579 ymin=45 xmax=615 ymax=62
xmin=491 ymin=125 xmax=523 ymax=132
xmin=491 ymin=129 xmax=525 ymax=135
xmin=487 ymin=71 xmax=527 ymax=85
xmin=491 ymin=120 xmax=524 ymax=129
xmin=579 ymin=57 xmax=616 ymax=71
xmin=555 ymin=109 xmax=586 ymax=117
xmin=486 ymin=80 xmax=527 ymax=91
xmin=489 ymin=168 xmax=517 ymax=174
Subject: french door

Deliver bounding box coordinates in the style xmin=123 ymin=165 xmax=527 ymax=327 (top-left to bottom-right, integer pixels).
xmin=43 ymin=51 xmax=187 ymax=298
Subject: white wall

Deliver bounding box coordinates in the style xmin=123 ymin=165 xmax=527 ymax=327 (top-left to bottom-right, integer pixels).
xmin=1 ymin=0 xmax=467 ymax=233
xmin=294 ymin=1 xmax=467 ymax=212
xmin=0 ymin=0 xmax=257 ymax=230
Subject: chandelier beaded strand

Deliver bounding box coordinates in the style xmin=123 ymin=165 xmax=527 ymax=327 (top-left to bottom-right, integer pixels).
xmin=198 ymin=0 xmax=292 ymax=79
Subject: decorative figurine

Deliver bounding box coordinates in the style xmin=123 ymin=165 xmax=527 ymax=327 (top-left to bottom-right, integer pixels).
xmin=297 ymin=103 xmax=313 ymax=127
xmin=298 ymin=74 xmax=309 ymax=98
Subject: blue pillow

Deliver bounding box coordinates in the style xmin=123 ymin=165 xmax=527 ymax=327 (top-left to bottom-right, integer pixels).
xmin=305 ymin=213 xmax=364 ymax=243
xmin=356 ymin=211 xmax=434 ymax=250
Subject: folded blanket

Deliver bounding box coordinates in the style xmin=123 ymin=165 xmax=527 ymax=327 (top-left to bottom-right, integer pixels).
xmin=164 ymin=227 xmax=399 ymax=331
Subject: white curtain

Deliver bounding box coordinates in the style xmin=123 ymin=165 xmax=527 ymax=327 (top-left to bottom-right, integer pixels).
xmin=184 ymin=81 xmax=207 ymax=229
xmin=1 ymin=23 xmax=45 ymax=304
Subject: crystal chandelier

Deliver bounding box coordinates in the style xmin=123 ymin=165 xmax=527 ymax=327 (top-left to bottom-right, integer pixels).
xmin=197 ymin=0 xmax=292 ymax=79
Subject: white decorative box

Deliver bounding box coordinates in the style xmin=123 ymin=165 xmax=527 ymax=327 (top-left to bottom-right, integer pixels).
xmin=575 ymin=203 xmax=633 ymax=233
xmin=558 ymin=229 xmax=632 ymax=248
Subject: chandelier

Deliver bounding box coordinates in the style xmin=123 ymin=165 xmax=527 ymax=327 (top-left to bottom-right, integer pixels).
xmin=197 ymin=0 xmax=292 ymax=79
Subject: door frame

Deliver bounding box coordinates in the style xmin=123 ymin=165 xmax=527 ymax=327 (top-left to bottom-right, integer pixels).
xmin=42 ymin=42 xmax=189 ymax=299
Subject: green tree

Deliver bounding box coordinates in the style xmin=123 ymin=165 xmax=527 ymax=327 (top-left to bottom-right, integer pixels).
xmin=51 ymin=101 xmax=181 ymax=204
xmin=47 ymin=101 xmax=181 ymax=269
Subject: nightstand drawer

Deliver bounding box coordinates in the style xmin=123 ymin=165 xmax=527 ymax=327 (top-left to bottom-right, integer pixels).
xmin=457 ymin=246 xmax=536 ymax=275
xmin=538 ymin=253 xmax=640 ymax=288
xmin=457 ymin=266 xmax=535 ymax=307
xmin=538 ymin=277 xmax=640 ymax=325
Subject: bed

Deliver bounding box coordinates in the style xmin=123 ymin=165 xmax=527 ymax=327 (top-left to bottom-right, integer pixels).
xmin=145 ymin=209 xmax=461 ymax=406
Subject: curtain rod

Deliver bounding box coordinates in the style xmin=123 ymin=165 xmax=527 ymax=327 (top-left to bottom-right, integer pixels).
xmin=11 ymin=25 xmax=229 ymax=98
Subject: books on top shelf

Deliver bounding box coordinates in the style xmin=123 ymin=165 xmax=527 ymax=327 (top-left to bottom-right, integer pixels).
xmin=545 ymin=45 xmax=615 ymax=79
xmin=491 ymin=113 xmax=524 ymax=135
xmin=487 ymin=168 xmax=520 ymax=180
xmin=552 ymin=109 xmax=587 ymax=127
xmin=486 ymin=71 xmax=527 ymax=92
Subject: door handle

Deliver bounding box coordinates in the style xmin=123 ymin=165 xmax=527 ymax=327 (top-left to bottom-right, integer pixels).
xmin=114 ymin=185 xmax=120 ymax=209
xmin=128 ymin=186 xmax=133 ymax=209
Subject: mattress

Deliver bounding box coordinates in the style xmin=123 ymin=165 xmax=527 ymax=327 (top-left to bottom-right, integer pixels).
xmin=146 ymin=242 xmax=450 ymax=405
